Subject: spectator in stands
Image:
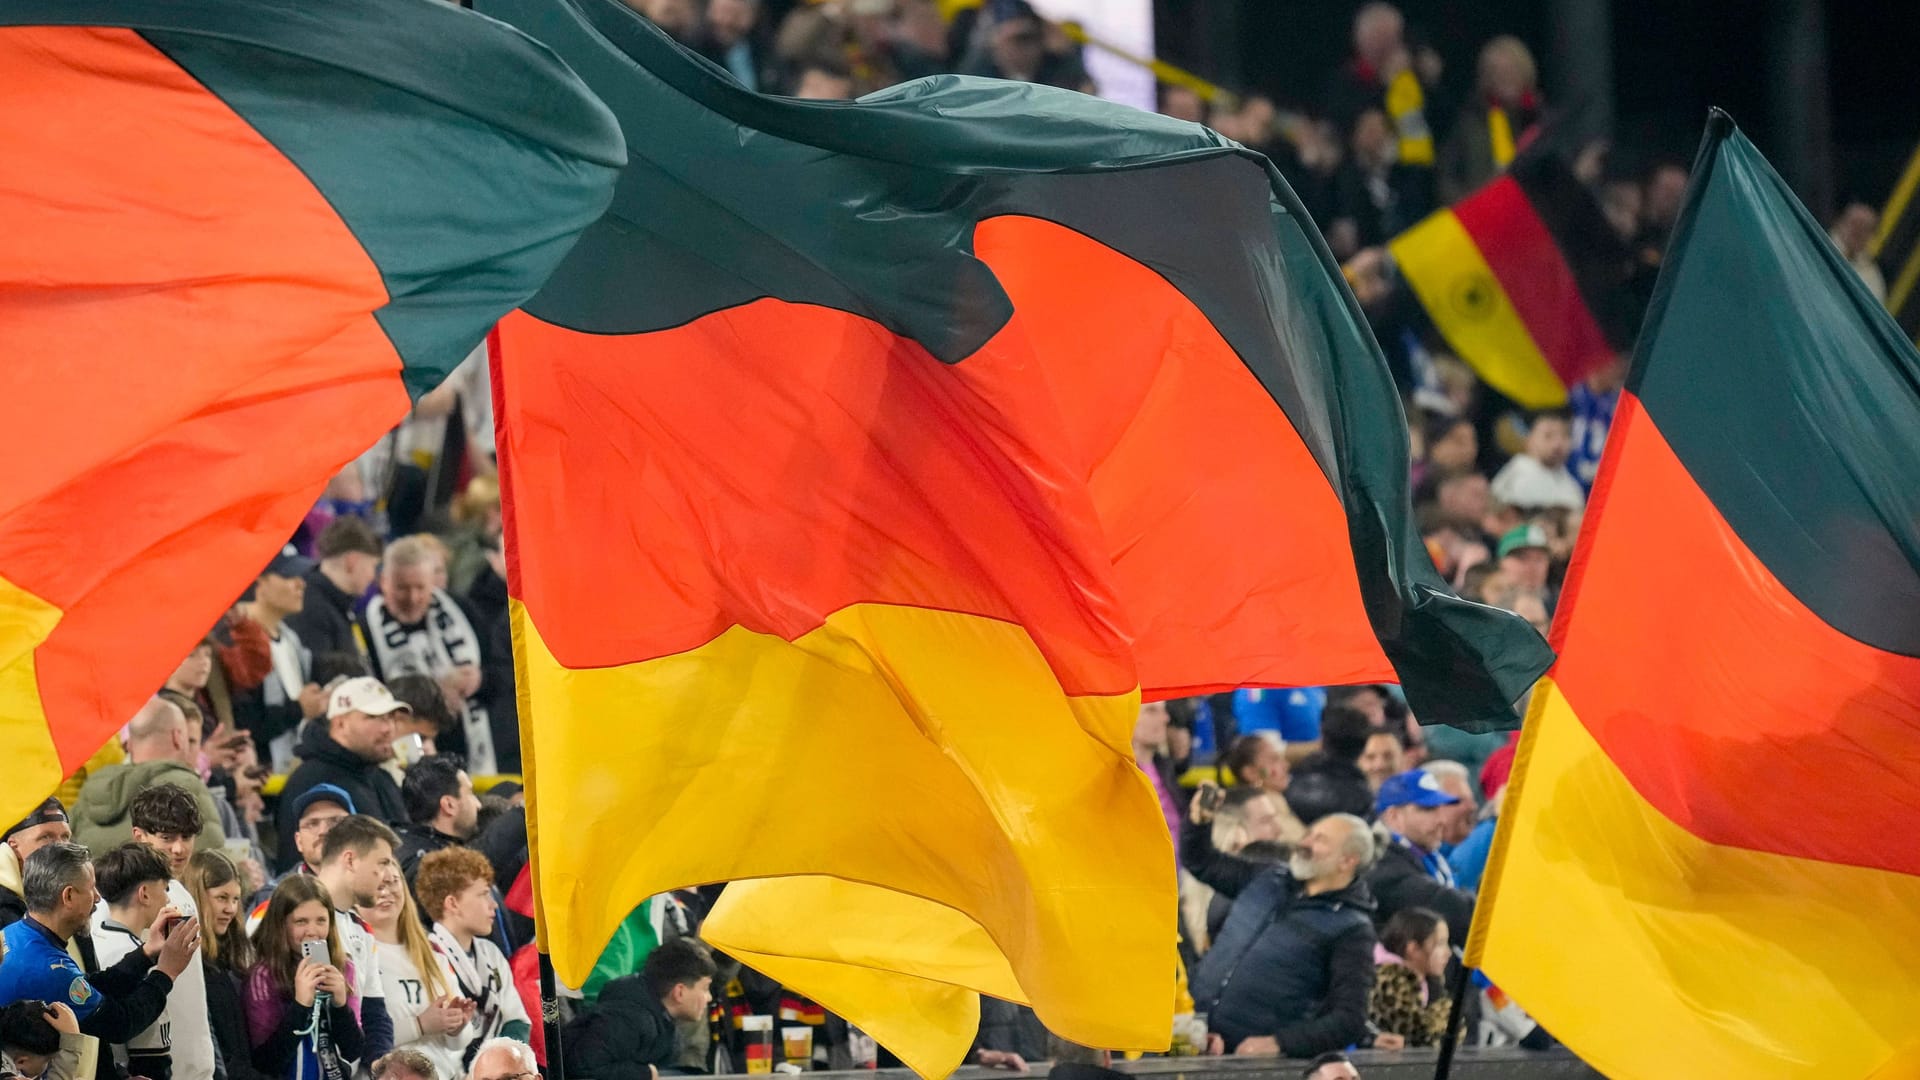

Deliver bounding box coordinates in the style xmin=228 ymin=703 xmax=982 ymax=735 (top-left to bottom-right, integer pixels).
xmin=87 ymin=843 xmax=178 ymax=1080
xmin=396 ymin=755 xmax=483 ymax=885
xmin=0 ymin=1000 xmax=94 ymax=1080
xmin=1419 ymin=761 xmax=1479 ymax=851
xmin=1431 ymin=471 xmax=1495 ymax=546
xmin=123 ymin=786 xmax=218 ymax=1080
xmin=73 ymin=698 xmax=225 ymax=857
xmin=1286 ymin=706 xmax=1375 ymax=825
xmin=416 ymin=850 xmax=530 ymax=1049
xmin=360 ymin=538 xmax=497 ymax=776
xmin=1157 ymin=86 xmax=1206 ymax=125
xmin=791 ymin=62 xmax=854 ymax=100
xmin=357 ymin=868 xmax=471 ymax=1080
xmin=1329 ymin=108 xmax=1433 ymax=259
xmin=1830 ymin=202 xmax=1887 ymax=303
xmin=224 ymin=552 xmax=325 ymax=770
xmin=1493 ymin=524 xmax=1553 ymax=596
xmin=694 ymin=0 xmax=768 ymax=92
xmin=276 ymin=678 xmax=410 ymax=868
xmin=1222 ymin=733 xmax=1292 ymax=799
xmin=1368 ymin=771 xmax=1474 ymax=943
xmin=1 ymin=800 xmax=71 ymax=929
xmin=1184 ymin=812 xmax=1378 ymax=1058
xmin=564 ymin=937 xmax=716 ymax=1080
xmin=286 ymin=518 xmax=383 ymax=662
xmin=185 ymin=851 xmax=273 ymax=1080
xmin=1439 ymin=36 xmax=1542 ymax=203
xmin=309 ymin=818 xmax=400 ymax=1064
xmin=623 ymin=0 xmax=697 ymax=42
xmin=257 ymin=786 xmax=352 ymax=904
xmin=0 ymin=843 xmax=195 ymax=1054
xmin=1491 ymin=412 xmax=1584 ymax=513
xmin=1415 ymin=415 xmax=1477 ymax=489
xmin=1302 ymin=1050 xmax=1361 ymax=1079
xmin=1185 ymin=785 xmax=1300 ymax=952
xmin=960 ymin=2 xmax=1089 ymax=91
xmin=241 ymin=876 xmax=362 ymax=1080
xmin=1369 ymin=907 xmax=1452 ymax=1047
xmin=372 ymin=1049 xmax=440 ymax=1080
xmin=1134 ymin=702 xmax=1182 ymax=859
xmin=465 ymin=1038 xmax=538 ymax=1080
xmin=163 ymin=638 xmax=228 ymax=735
xmin=1445 ymin=786 xmax=1502 ymax=892
xmin=1358 ymin=726 xmax=1405 ymax=794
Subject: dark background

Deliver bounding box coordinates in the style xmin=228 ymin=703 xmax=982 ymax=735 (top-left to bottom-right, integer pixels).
xmin=1154 ymin=0 xmax=1920 ymax=215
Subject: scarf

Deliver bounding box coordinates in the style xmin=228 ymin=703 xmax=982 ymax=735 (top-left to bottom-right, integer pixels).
xmin=429 ymin=923 xmax=507 ymax=1063
xmin=1384 ymin=69 xmax=1433 ymax=165
xmin=363 ymin=588 xmax=495 ymax=773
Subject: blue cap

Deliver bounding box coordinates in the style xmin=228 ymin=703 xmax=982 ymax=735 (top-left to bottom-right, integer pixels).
xmin=1374 ymin=769 xmax=1461 ymax=815
xmin=292 ymin=783 xmax=357 ymax=822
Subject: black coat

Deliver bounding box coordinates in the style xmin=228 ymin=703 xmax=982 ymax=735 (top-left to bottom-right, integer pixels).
xmin=1365 ymin=838 xmax=1476 ymax=945
xmin=1285 ymin=754 xmax=1374 ymax=826
xmin=208 ymin=967 xmax=278 ymax=1080
xmin=275 ymin=724 xmax=407 ymax=867
xmin=1182 ymin=818 xmax=1377 ymax=1058
xmin=283 ymin=568 xmax=364 ymax=663
xmin=564 ymin=974 xmax=688 ymax=1080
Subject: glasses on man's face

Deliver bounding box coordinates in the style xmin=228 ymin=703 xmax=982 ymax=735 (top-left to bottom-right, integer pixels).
xmin=300 ymin=816 xmax=345 ymax=833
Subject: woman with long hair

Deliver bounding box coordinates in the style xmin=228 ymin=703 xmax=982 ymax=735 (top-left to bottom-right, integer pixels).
xmin=242 ymin=876 xmax=363 ymax=1080
xmin=187 ymin=850 xmax=276 ymax=1080
xmin=357 ymin=870 xmax=472 ymax=1078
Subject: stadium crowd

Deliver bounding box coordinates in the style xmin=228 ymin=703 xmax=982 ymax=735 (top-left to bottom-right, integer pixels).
xmin=0 ymin=2 xmax=1897 ymax=1080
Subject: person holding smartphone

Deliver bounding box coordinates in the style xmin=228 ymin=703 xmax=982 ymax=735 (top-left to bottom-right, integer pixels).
xmin=241 ymin=877 xmax=362 ymax=1080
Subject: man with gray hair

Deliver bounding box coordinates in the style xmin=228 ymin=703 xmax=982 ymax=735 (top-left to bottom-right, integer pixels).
xmin=1185 ymin=813 xmax=1381 ymax=1059
xmin=359 ymin=536 xmax=496 ymax=774
xmin=465 ymin=1037 xmax=537 ymax=1080
xmin=0 ymin=843 xmax=197 ymax=1049
xmin=1419 ymin=760 xmax=1479 ymax=849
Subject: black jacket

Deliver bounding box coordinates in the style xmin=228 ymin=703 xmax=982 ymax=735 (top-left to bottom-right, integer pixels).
xmin=1365 ymin=838 xmax=1476 ymax=945
xmin=395 ymin=822 xmax=464 ymax=885
xmin=1285 ymin=754 xmax=1374 ymax=826
xmin=1182 ymin=818 xmax=1376 ymax=1058
xmin=284 ymin=567 xmax=363 ymax=662
xmin=275 ymin=725 xmax=407 ymax=867
xmin=72 ymin=924 xmax=175 ymax=1080
xmin=250 ymin=993 xmax=364 ymax=1078
xmin=207 ymin=966 xmax=278 ymax=1080
xmin=564 ymin=974 xmax=689 ymax=1080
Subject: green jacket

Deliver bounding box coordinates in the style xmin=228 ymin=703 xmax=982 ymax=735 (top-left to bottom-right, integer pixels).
xmin=71 ymin=760 xmax=226 ymax=855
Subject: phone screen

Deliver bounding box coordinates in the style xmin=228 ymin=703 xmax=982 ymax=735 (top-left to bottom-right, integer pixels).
xmin=301 ymin=939 xmax=332 ymax=969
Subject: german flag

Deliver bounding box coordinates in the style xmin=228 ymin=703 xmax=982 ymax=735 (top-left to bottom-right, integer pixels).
xmin=1389 ymin=154 xmax=1640 ymax=408
xmin=480 ymin=1 xmax=1550 ymax=1074
xmin=1470 ymin=113 xmax=1920 ymax=1077
xmin=0 ymin=0 xmax=621 ymax=824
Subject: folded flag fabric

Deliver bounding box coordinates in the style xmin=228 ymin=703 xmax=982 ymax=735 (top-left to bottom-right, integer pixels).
xmin=1469 ymin=112 xmax=1920 ymax=1078
xmin=481 ymin=1 xmax=1551 ymax=1074
xmin=1389 ymin=152 xmax=1641 ymax=408
xmin=0 ymin=0 xmax=622 ymax=826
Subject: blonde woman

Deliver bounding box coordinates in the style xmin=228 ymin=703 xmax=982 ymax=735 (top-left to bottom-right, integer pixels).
xmin=358 ymin=871 xmax=472 ymax=1079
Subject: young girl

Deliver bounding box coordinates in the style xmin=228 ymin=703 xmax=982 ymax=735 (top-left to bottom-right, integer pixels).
xmin=242 ymin=876 xmax=363 ymax=1080
xmin=357 ymin=871 xmax=473 ymax=1079
xmin=1369 ymin=907 xmax=1454 ymax=1047
xmin=188 ymin=851 xmax=277 ymax=1080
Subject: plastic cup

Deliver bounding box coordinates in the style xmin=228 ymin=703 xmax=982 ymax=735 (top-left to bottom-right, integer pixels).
xmin=741 ymin=1015 xmax=774 ymax=1074
xmin=782 ymin=1026 xmax=814 ymax=1066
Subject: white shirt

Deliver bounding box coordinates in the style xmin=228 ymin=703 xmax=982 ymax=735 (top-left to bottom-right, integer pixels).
xmin=88 ymin=882 xmax=213 ymax=1080
xmin=1490 ymin=453 xmax=1586 ymax=512
xmin=335 ymin=907 xmax=385 ymax=1006
xmin=373 ymin=939 xmax=466 ymax=1080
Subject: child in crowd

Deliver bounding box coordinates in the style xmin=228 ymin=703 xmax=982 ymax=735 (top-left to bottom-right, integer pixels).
xmin=1369 ymin=907 xmax=1453 ymax=1047
xmin=242 ymin=877 xmax=361 ymax=1080
xmin=0 ymin=1001 xmax=95 ymax=1080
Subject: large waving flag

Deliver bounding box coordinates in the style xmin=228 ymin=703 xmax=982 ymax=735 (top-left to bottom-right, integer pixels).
xmin=0 ymin=0 xmax=623 ymax=823
xmin=1469 ymin=113 xmax=1920 ymax=1077
xmin=482 ymin=0 xmax=1550 ymax=1074
xmin=1389 ymin=153 xmax=1642 ymax=408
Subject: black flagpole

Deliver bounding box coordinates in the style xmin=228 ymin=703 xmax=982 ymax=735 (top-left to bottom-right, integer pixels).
xmin=540 ymin=950 xmax=565 ymax=1079
xmin=1431 ymin=948 xmax=1472 ymax=1080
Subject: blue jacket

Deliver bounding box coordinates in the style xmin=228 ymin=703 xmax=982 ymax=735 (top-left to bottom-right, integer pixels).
xmin=0 ymin=916 xmax=174 ymax=1058
xmin=1183 ymin=818 xmax=1377 ymax=1057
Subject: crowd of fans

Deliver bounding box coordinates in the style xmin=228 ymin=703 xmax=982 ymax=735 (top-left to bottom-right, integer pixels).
xmin=0 ymin=2 xmax=1898 ymax=1079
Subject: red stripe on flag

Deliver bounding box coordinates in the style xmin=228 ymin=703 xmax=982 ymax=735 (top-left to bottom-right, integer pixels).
xmin=1453 ymin=176 xmax=1615 ymax=389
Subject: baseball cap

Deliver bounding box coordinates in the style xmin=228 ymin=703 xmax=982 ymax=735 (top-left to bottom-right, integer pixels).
xmin=326 ymin=676 xmax=414 ymax=720
xmin=1375 ymin=768 xmax=1462 ymax=815
xmin=1497 ymin=523 xmax=1550 ymax=560
xmin=5 ymin=796 xmax=67 ymax=839
xmin=263 ymin=544 xmax=315 ymax=579
xmin=291 ymin=783 xmax=357 ymax=822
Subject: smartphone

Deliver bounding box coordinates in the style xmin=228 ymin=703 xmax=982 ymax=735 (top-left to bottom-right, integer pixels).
xmin=301 ymin=939 xmax=332 ymax=969
xmin=391 ymin=733 xmax=425 ymax=767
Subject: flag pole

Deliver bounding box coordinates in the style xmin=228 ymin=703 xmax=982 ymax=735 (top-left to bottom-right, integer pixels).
xmin=1430 ymin=952 xmax=1472 ymax=1080
xmin=540 ymin=951 xmax=565 ymax=1079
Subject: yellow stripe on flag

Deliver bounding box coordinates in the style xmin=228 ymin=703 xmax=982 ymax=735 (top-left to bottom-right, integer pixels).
xmin=0 ymin=574 xmax=68 ymax=809
xmin=1472 ymin=677 xmax=1920 ymax=1078
xmin=1389 ymin=209 xmax=1567 ymax=408
xmin=513 ymin=599 xmax=1172 ymax=1078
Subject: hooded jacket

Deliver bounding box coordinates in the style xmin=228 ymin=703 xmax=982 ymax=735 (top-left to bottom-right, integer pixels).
xmin=274 ymin=724 xmax=407 ymax=867
xmin=71 ymin=762 xmax=226 ymax=855
xmin=562 ymin=973 xmax=688 ymax=1080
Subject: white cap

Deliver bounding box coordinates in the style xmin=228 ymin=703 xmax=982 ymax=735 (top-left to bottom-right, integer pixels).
xmin=326 ymin=676 xmax=412 ymax=720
